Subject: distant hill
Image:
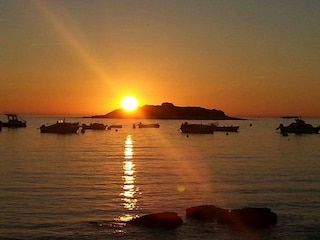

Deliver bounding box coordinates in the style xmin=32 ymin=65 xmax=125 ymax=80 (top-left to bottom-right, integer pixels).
xmin=85 ymin=102 xmax=242 ymax=120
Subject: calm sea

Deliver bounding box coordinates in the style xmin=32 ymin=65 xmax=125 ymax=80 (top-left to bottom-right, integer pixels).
xmin=1 ymin=116 xmax=319 ymax=240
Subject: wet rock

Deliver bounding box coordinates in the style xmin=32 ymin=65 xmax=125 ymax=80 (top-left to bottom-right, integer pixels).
xmin=217 ymin=207 xmax=278 ymax=228
xmin=186 ymin=205 xmax=229 ymax=221
xmin=128 ymin=212 xmax=183 ymax=229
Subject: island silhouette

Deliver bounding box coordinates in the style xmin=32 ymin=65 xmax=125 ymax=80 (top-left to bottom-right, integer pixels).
xmin=85 ymin=102 xmax=242 ymax=120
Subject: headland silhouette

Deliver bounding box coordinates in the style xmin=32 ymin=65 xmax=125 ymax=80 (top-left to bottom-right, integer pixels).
xmin=85 ymin=102 xmax=242 ymax=120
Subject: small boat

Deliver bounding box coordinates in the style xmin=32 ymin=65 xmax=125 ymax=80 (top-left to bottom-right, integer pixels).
xmin=107 ymin=124 xmax=122 ymax=130
xmin=82 ymin=123 xmax=107 ymax=130
xmin=212 ymin=123 xmax=239 ymax=132
xmin=40 ymin=119 xmax=80 ymax=134
xmin=280 ymin=116 xmax=299 ymax=119
xmin=2 ymin=114 xmax=27 ymax=128
xmin=180 ymin=122 xmax=214 ymax=134
xmin=276 ymin=117 xmax=320 ymax=134
xmin=135 ymin=123 xmax=160 ymax=128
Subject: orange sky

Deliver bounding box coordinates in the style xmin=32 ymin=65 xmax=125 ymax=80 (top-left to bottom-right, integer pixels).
xmin=1 ymin=1 xmax=320 ymax=117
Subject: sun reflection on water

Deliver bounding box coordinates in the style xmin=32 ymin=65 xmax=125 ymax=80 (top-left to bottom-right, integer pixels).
xmin=119 ymin=135 xmax=139 ymax=222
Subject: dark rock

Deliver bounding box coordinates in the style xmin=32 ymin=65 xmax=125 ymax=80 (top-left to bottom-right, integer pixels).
xmin=217 ymin=207 xmax=277 ymax=228
xmin=186 ymin=205 xmax=229 ymax=221
xmin=128 ymin=212 xmax=183 ymax=229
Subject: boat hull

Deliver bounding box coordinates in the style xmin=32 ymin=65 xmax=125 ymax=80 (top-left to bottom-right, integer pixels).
xmin=2 ymin=122 xmax=27 ymax=128
xmin=107 ymin=125 xmax=122 ymax=130
xmin=180 ymin=122 xmax=239 ymax=134
xmin=278 ymin=126 xmax=319 ymax=134
xmin=82 ymin=123 xmax=107 ymax=130
xmin=180 ymin=123 xmax=214 ymax=134
xmin=213 ymin=126 xmax=239 ymax=132
xmin=137 ymin=123 xmax=160 ymax=128
xmin=40 ymin=122 xmax=80 ymax=134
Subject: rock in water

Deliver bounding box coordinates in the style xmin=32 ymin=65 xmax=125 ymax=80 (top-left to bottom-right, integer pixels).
xmin=217 ymin=207 xmax=278 ymax=228
xmin=186 ymin=205 xmax=229 ymax=221
xmin=128 ymin=212 xmax=183 ymax=229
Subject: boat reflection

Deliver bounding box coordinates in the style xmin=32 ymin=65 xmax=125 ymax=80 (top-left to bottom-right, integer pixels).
xmin=120 ymin=135 xmax=139 ymax=222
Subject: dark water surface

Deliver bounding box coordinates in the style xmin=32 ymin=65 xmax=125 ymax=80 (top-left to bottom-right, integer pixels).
xmin=1 ymin=117 xmax=320 ymax=240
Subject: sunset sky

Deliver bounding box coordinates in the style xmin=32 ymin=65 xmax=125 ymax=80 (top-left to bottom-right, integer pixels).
xmin=1 ymin=0 xmax=319 ymax=117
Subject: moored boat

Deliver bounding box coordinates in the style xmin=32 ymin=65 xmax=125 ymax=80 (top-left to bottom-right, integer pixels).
xmin=212 ymin=123 xmax=239 ymax=132
xmin=135 ymin=123 xmax=160 ymax=128
xmin=180 ymin=122 xmax=214 ymax=134
xmin=2 ymin=114 xmax=27 ymax=128
xmin=107 ymin=124 xmax=122 ymax=130
xmin=276 ymin=117 xmax=320 ymax=134
xmin=82 ymin=123 xmax=107 ymax=130
xmin=40 ymin=119 xmax=80 ymax=134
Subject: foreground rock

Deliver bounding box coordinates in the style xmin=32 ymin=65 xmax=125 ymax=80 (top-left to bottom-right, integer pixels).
xmin=186 ymin=205 xmax=277 ymax=228
xmin=218 ymin=207 xmax=278 ymax=228
xmin=186 ymin=205 xmax=228 ymax=221
xmin=128 ymin=212 xmax=183 ymax=229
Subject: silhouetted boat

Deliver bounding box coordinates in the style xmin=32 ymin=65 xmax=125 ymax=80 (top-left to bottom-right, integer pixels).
xmin=212 ymin=123 xmax=239 ymax=132
xmin=276 ymin=117 xmax=320 ymax=134
xmin=180 ymin=122 xmax=214 ymax=134
xmin=2 ymin=114 xmax=27 ymax=128
xmin=40 ymin=120 xmax=80 ymax=134
xmin=107 ymin=124 xmax=122 ymax=130
xmin=82 ymin=123 xmax=107 ymax=130
xmin=280 ymin=116 xmax=299 ymax=119
xmin=135 ymin=123 xmax=160 ymax=128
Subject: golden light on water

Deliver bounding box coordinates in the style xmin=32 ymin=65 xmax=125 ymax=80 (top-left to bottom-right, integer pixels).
xmin=120 ymin=135 xmax=138 ymax=222
xmin=177 ymin=185 xmax=186 ymax=193
xmin=123 ymin=175 xmax=134 ymax=184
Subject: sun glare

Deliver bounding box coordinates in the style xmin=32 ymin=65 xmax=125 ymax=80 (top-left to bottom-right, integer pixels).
xmin=121 ymin=96 xmax=139 ymax=111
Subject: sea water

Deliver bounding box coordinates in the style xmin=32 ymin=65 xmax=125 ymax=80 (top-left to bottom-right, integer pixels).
xmin=1 ymin=117 xmax=320 ymax=240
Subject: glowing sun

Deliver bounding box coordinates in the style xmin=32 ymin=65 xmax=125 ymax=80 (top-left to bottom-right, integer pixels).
xmin=121 ymin=96 xmax=139 ymax=111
